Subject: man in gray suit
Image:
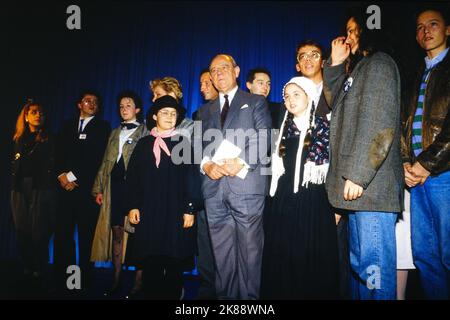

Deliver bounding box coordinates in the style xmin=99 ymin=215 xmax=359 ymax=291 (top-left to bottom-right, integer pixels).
xmin=195 ymin=54 xmax=271 ymax=299
xmin=323 ymin=14 xmax=403 ymax=300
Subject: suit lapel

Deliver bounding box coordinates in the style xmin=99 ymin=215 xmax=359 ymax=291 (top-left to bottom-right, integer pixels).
xmin=209 ymin=98 xmax=221 ymax=129
xmin=83 ymin=116 xmax=96 ymax=133
xmin=121 ymin=124 xmax=144 ymax=159
xmin=109 ymin=128 xmax=121 ymax=160
xmin=223 ymin=89 xmax=242 ymax=130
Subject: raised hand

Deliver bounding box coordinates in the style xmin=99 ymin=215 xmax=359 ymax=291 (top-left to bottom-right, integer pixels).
xmin=331 ymin=36 xmax=350 ymax=66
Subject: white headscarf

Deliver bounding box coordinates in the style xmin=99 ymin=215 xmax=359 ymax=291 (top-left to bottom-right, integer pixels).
xmin=270 ymin=76 xmax=325 ymax=196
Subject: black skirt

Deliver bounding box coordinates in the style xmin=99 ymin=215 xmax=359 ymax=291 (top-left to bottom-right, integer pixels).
xmin=110 ymin=156 xmax=127 ymax=227
xmin=261 ymin=136 xmax=339 ymax=299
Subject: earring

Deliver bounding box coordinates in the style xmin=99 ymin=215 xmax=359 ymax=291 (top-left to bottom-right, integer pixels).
xmin=25 ymin=119 xmax=29 ymax=122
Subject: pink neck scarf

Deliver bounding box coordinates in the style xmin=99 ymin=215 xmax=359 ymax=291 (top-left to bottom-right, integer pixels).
xmin=150 ymin=127 xmax=177 ymax=168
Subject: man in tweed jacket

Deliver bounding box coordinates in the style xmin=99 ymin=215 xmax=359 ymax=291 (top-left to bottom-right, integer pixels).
xmin=324 ymin=15 xmax=403 ymax=300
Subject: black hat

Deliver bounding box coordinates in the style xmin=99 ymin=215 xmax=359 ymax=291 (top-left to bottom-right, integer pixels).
xmin=146 ymin=95 xmax=186 ymax=129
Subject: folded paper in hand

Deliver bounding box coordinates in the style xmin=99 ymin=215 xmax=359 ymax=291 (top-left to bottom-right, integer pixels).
xmin=212 ymin=139 xmax=248 ymax=179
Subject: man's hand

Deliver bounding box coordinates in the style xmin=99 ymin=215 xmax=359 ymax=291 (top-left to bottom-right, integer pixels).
xmin=58 ymin=173 xmax=78 ymax=191
xmin=410 ymin=161 xmax=430 ymax=185
xmin=203 ymin=161 xmax=229 ymax=180
xmin=64 ymin=181 xmax=78 ymax=191
xmin=343 ymin=179 xmax=363 ymax=201
xmin=335 ymin=214 xmax=342 ymax=226
xmin=183 ymin=214 xmax=195 ymax=228
xmin=58 ymin=173 xmax=70 ymax=189
xmin=128 ymin=209 xmax=140 ymax=224
xmin=95 ymin=193 xmax=103 ymax=205
xmin=331 ymin=36 xmax=350 ymax=66
xmin=221 ymin=158 xmax=245 ymax=177
xmin=403 ymin=162 xmax=421 ymax=187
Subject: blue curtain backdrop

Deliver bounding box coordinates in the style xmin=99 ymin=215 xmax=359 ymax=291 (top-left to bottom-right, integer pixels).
xmin=1 ymin=1 xmax=425 ymax=263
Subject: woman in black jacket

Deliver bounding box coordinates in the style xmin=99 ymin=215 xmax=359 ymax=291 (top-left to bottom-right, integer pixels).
xmin=11 ymin=101 xmax=57 ymax=284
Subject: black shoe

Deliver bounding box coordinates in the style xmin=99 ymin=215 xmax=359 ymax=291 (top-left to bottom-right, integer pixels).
xmin=103 ymin=281 xmax=121 ymax=298
xmin=124 ymin=285 xmax=142 ymax=300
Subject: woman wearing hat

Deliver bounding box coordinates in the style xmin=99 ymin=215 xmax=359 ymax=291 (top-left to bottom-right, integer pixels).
xmin=91 ymin=91 xmax=148 ymax=297
xmin=149 ymin=77 xmax=194 ymax=137
xmin=126 ymin=95 xmax=202 ymax=299
xmin=261 ymin=77 xmax=339 ymax=299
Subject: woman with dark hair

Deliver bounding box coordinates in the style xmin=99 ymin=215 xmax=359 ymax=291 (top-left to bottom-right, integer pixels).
xmin=340 ymin=8 xmax=394 ymax=74
xmin=261 ymin=77 xmax=339 ymax=299
xmin=91 ymin=91 xmax=148 ymax=297
xmin=11 ymin=100 xmax=57 ymax=287
xmin=127 ymin=95 xmax=202 ymax=299
xmin=323 ymin=12 xmax=402 ymax=299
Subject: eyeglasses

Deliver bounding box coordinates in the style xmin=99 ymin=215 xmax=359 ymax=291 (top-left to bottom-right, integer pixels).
xmin=297 ymin=51 xmax=322 ymax=62
xmin=82 ymin=99 xmax=98 ymax=105
xmin=158 ymin=110 xmax=178 ymax=118
xmin=209 ymin=64 xmax=232 ymax=76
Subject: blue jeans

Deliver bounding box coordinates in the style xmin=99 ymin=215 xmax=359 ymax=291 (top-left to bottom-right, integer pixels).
xmin=411 ymin=170 xmax=450 ymax=299
xmin=349 ymin=211 xmax=398 ymax=300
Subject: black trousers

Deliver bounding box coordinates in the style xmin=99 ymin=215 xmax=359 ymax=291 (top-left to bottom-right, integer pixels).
xmin=53 ymin=187 xmax=99 ymax=290
xmin=143 ymin=255 xmax=184 ymax=299
xmin=10 ymin=178 xmax=56 ymax=274
xmin=336 ymin=213 xmax=351 ymax=299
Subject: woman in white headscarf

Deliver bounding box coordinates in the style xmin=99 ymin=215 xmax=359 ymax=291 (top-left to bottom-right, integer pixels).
xmin=261 ymin=77 xmax=339 ymax=299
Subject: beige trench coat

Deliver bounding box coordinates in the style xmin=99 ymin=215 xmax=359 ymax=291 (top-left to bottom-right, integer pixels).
xmin=90 ymin=124 xmax=149 ymax=262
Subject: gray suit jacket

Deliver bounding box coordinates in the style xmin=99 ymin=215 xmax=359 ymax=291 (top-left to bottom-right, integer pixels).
xmin=324 ymin=52 xmax=404 ymax=213
xmin=196 ymin=89 xmax=271 ymax=199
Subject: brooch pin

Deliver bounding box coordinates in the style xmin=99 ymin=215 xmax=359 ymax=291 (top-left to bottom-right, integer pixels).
xmin=343 ymin=77 xmax=353 ymax=92
xmin=14 ymin=153 xmax=21 ymax=160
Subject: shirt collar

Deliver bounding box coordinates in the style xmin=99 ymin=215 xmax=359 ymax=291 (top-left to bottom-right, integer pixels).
xmin=219 ymin=85 xmax=239 ymax=106
xmin=122 ymin=120 xmax=140 ymax=125
xmin=425 ymin=47 xmax=449 ymax=70
xmin=79 ymin=115 xmax=95 ymax=122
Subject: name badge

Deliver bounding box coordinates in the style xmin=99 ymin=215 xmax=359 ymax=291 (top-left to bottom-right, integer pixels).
xmin=79 ymin=134 xmax=87 ymax=140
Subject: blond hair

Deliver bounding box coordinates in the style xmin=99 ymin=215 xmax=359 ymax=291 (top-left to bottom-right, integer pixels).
xmin=13 ymin=101 xmax=47 ymax=143
xmin=150 ymin=76 xmax=183 ymax=101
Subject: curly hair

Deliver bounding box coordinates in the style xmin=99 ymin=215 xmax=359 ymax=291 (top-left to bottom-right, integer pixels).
xmin=150 ymin=77 xmax=183 ymax=101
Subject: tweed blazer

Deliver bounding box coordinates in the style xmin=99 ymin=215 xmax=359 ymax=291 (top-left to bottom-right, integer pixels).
xmin=323 ymin=52 xmax=404 ymax=213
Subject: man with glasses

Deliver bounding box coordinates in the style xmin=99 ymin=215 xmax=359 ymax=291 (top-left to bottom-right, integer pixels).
xmin=54 ymin=90 xmax=111 ymax=295
xmin=296 ymin=39 xmax=350 ymax=299
xmin=195 ymin=54 xmax=271 ymax=299
xmin=295 ymin=40 xmax=332 ymax=118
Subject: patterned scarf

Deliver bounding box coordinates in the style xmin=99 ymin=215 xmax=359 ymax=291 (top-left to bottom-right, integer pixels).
xmin=150 ymin=127 xmax=177 ymax=168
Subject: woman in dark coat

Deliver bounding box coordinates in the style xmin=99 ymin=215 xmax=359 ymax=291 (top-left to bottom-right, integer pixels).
xmin=11 ymin=100 xmax=57 ymax=285
xmin=127 ymin=95 xmax=202 ymax=299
